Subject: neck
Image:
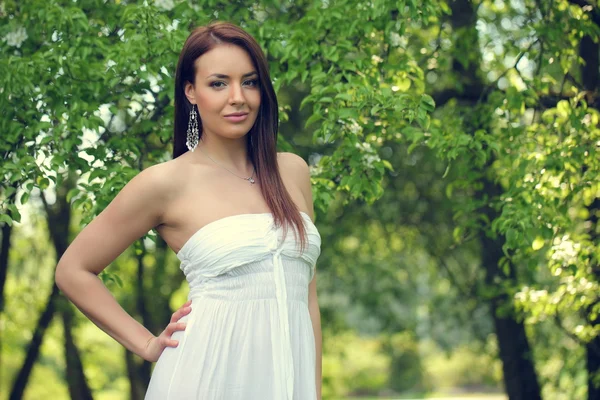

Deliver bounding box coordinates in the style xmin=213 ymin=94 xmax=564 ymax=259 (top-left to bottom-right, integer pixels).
xmin=193 ymin=133 xmax=253 ymax=176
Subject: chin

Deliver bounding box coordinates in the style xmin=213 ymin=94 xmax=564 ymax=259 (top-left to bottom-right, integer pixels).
xmin=221 ymin=130 xmax=252 ymax=141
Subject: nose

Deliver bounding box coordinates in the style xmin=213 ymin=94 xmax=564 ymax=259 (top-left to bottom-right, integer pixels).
xmin=229 ymin=82 xmax=245 ymax=105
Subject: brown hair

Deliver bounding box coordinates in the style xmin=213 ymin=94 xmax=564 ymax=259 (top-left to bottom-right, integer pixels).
xmin=172 ymin=21 xmax=307 ymax=253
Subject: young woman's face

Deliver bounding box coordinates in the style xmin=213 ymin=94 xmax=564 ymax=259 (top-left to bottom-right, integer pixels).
xmin=184 ymin=44 xmax=261 ymax=142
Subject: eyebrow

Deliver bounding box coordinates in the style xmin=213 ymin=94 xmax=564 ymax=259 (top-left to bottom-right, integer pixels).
xmin=206 ymin=71 xmax=258 ymax=79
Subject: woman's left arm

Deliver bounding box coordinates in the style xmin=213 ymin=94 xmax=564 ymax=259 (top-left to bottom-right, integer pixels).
xmin=308 ymin=273 xmax=323 ymax=400
xmin=279 ymin=151 xmax=323 ymax=399
xmin=300 ymin=159 xmax=322 ymax=399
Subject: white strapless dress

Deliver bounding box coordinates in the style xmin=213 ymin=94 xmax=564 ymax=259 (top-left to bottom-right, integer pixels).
xmin=144 ymin=211 xmax=322 ymax=400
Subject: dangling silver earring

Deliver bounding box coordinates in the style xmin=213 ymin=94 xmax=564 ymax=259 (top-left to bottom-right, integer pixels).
xmin=186 ymin=104 xmax=199 ymax=152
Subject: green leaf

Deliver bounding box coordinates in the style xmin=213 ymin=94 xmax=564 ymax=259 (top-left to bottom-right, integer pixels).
xmin=420 ymin=94 xmax=435 ymax=112
xmin=442 ymin=163 xmax=451 ymax=178
xmin=305 ymin=112 xmax=323 ymax=128
xmin=8 ymin=205 xmax=21 ymax=223
xmin=531 ymin=237 xmax=545 ymax=251
xmin=19 ymin=192 xmax=30 ymax=205
xmin=0 ymin=214 xmax=13 ymax=226
xmin=335 ymin=93 xmax=352 ymax=102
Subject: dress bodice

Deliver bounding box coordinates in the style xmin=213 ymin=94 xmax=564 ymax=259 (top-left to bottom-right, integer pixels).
xmin=176 ymin=211 xmax=321 ymax=289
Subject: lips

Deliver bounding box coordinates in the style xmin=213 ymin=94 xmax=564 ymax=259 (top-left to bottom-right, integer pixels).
xmin=224 ymin=113 xmax=249 ymax=123
xmin=225 ymin=112 xmax=248 ymax=117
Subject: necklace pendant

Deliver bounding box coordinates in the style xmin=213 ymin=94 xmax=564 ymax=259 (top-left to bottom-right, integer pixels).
xmin=248 ymin=177 xmax=255 ymax=184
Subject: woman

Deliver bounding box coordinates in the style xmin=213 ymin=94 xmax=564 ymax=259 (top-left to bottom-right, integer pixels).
xmin=55 ymin=21 xmax=322 ymax=399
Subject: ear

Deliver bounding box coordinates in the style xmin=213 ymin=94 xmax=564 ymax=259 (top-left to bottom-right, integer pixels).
xmin=184 ymin=81 xmax=196 ymax=105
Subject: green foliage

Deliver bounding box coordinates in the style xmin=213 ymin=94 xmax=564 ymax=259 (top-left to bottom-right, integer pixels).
xmin=0 ymin=0 xmax=440 ymax=221
xmin=3 ymin=0 xmax=600 ymax=398
xmin=527 ymin=320 xmax=588 ymax=400
xmin=397 ymin=0 xmax=600 ymax=395
xmin=322 ymin=331 xmax=390 ymax=398
xmin=0 ymin=0 xmax=443 ymax=397
xmin=387 ymin=332 xmax=428 ymax=393
xmin=420 ymin=337 xmax=503 ymax=391
xmin=320 ymin=330 xmax=504 ymax=398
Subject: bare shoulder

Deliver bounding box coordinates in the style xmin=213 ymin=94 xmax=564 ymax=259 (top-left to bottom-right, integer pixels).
xmin=277 ymin=152 xmax=314 ymax=219
xmin=277 ymin=151 xmax=310 ymax=171
xmin=56 ymin=160 xmax=179 ymax=277
xmin=96 ymin=159 xmax=179 ymax=224
xmin=120 ymin=161 xmax=181 ymax=214
xmin=141 ymin=159 xmax=183 ymax=201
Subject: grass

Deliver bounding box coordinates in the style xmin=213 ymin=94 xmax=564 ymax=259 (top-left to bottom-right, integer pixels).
xmin=342 ymin=394 xmax=507 ymax=400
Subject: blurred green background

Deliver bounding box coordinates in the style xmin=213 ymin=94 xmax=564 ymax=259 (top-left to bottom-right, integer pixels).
xmin=1 ymin=0 xmax=599 ymax=399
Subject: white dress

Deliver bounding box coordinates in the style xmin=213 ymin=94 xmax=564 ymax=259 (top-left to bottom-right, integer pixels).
xmin=144 ymin=211 xmax=322 ymax=400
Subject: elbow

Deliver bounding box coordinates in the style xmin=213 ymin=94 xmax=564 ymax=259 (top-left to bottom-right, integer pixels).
xmin=54 ymin=263 xmax=67 ymax=291
xmin=55 ymin=262 xmax=98 ymax=296
xmin=55 ymin=250 xmax=79 ymax=291
xmin=55 ymin=261 xmax=77 ymax=293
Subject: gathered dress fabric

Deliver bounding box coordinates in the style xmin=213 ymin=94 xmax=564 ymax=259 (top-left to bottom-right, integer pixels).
xmin=144 ymin=211 xmax=322 ymax=400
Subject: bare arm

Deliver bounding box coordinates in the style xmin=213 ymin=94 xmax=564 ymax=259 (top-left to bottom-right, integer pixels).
xmin=282 ymin=152 xmax=323 ymax=400
xmin=55 ymin=164 xmax=172 ymax=361
xmin=308 ymin=273 xmax=323 ymax=400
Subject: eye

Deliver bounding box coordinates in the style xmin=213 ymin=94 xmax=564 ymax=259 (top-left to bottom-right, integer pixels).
xmin=244 ymin=79 xmax=259 ymax=87
xmin=210 ymin=81 xmax=226 ymax=88
xmin=209 ymin=79 xmax=259 ymax=89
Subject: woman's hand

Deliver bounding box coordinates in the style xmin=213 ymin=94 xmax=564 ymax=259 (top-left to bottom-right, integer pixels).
xmin=143 ymin=300 xmax=192 ymax=362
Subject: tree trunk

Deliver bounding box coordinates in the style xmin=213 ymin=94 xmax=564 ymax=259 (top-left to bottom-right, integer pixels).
xmin=135 ymin=244 xmax=152 ymax=382
xmin=0 ymin=183 xmax=18 ymax=314
xmin=579 ymin=10 xmax=600 ymax=398
xmin=61 ymin=297 xmax=94 ymax=400
xmin=446 ymin=1 xmax=543 ymax=398
xmin=9 ymin=283 xmax=60 ymax=400
xmin=587 ymin=318 xmax=600 ymax=400
xmin=9 ymin=173 xmax=95 ymax=399
xmin=9 ymin=181 xmax=92 ymax=400
xmin=42 ymin=174 xmax=95 ymax=399
xmin=124 ymin=244 xmax=152 ymax=398
xmin=0 ymin=184 xmax=18 ymax=385
xmin=0 ymin=212 xmax=13 ymax=314
xmin=0 ymin=219 xmax=13 ymax=385
xmin=586 ymin=197 xmax=600 ymax=399
xmin=480 ymin=180 xmax=541 ymax=400
xmin=125 ymin=349 xmax=147 ymax=400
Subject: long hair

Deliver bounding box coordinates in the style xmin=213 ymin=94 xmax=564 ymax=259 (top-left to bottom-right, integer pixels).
xmin=172 ymin=21 xmax=307 ymax=253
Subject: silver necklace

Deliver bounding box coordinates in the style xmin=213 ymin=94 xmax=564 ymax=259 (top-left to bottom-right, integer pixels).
xmin=198 ymin=143 xmax=256 ymax=184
